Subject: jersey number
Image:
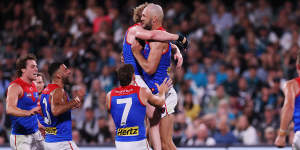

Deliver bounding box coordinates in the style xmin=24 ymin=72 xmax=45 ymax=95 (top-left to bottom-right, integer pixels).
xmin=42 ymin=97 xmax=52 ymax=125
xmin=117 ymin=98 xmax=132 ymax=126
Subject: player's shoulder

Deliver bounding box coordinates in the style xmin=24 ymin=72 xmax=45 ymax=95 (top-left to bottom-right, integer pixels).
xmin=8 ymin=82 xmax=22 ymax=91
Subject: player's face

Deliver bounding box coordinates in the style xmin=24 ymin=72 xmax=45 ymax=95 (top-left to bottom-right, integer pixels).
xmin=59 ymin=64 xmax=71 ymax=84
xmin=34 ymin=76 xmax=44 ymax=93
xmin=23 ymin=60 xmax=38 ymax=81
xmin=141 ymin=8 xmax=152 ymax=30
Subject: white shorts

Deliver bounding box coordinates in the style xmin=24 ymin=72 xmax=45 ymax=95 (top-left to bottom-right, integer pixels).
xmin=44 ymin=141 xmax=79 ymax=150
xmin=135 ymin=75 xmax=150 ymax=91
xmin=160 ymin=87 xmax=178 ymax=118
xmin=115 ymin=139 xmax=150 ymax=150
xmin=10 ymin=130 xmax=44 ymax=150
xmin=135 ymin=75 xmax=178 ymax=118
xmin=293 ymin=131 xmax=300 ymax=150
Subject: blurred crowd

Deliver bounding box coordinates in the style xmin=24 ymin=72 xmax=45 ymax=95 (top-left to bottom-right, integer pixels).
xmin=0 ymin=0 xmax=299 ymax=147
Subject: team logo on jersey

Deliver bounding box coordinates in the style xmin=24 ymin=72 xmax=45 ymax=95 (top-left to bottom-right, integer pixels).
xmin=27 ymin=93 xmax=32 ymax=97
xmin=45 ymin=127 xmax=57 ymax=135
xmin=117 ymin=126 xmax=139 ymax=136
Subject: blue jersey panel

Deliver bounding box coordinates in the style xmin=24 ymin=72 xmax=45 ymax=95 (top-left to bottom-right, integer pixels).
xmin=294 ymin=95 xmax=300 ymax=132
xmin=123 ymin=30 xmax=143 ymax=75
xmin=40 ymin=86 xmax=72 ymax=142
xmin=111 ymin=91 xmax=146 ymax=142
xmin=142 ymin=42 xmax=171 ymax=94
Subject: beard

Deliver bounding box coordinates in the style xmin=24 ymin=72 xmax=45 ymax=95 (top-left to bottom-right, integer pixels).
xmin=143 ymin=19 xmax=152 ymax=30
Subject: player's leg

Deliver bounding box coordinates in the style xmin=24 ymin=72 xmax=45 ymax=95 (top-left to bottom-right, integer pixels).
xmin=146 ymin=103 xmax=162 ymax=150
xmin=160 ymin=114 xmax=176 ymax=150
xmin=135 ymin=75 xmax=162 ymax=150
xmin=159 ymin=87 xmax=177 ymax=150
xmin=10 ymin=134 xmax=32 ymax=150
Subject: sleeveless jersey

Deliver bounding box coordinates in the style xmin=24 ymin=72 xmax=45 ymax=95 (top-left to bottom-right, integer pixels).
xmin=9 ymin=78 xmax=39 ymax=135
xmin=40 ymin=84 xmax=72 ymax=142
xmin=110 ymin=85 xmax=146 ymax=142
xmin=123 ymin=24 xmax=143 ymax=75
xmin=294 ymin=78 xmax=300 ymax=132
xmin=142 ymin=27 xmax=171 ymax=94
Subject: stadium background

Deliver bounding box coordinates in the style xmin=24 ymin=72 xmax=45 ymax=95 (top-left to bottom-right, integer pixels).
xmin=0 ymin=0 xmax=298 ymax=148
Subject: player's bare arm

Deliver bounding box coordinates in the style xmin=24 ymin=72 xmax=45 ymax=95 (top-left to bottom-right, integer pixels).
xmin=135 ymin=25 xmax=179 ymax=41
xmin=106 ymin=91 xmax=112 ymax=112
xmin=6 ymin=83 xmax=40 ymax=116
xmin=132 ymin=41 xmax=167 ymax=75
xmin=275 ymin=80 xmax=298 ymax=147
xmin=50 ymin=88 xmax=81 ymax=116
xmin=142 ymin=78 xmax=172 ymax=107
xmin=171 ymin=43 xmax=183 ymax=68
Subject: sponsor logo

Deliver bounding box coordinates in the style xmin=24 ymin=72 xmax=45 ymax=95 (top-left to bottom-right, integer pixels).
xmin=27 ymin=93 xmax=32 ymax=97
xmin=45 ymin=127 xmax=57 ymax=135
xmin=117 ymin=126 xmax=139 ymax=136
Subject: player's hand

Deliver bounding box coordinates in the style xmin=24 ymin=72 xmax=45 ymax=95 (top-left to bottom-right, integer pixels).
xmin=28 ymin=106 xmax=41 ymax=116
xmin=171 ymin=43 xmax=183 ymax=68
xmin=132 ymin=40 xmax=143 ymax=53
xmin=38 ymin=122 xmax=46 ymax=138
xmin=176 ymin=34 xmax=189 ymax=51
xmin=155 ymin=78 xmax=172 ymax=95
xmin=72 ymin=96 xmax=82 ymax=109
xmin=274 ymin=135 xmax=286 ymax=148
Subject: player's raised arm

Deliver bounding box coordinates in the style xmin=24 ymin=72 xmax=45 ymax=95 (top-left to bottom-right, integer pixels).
xmin=275 ymin=80 xmax=298 ymax=147
xmin=141 ymin=78 xmax=171 ymax=107
xmin=6 ymin=83 xmax=39 ymax=116
xmin=50 ymin=88 xmax=81 ymax=116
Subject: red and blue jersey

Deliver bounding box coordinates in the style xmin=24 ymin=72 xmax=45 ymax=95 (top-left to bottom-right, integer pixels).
xmin=110 ymin=85 xmax=146 ymax=142
xmin=123 ymin=24 xmax=143 ymax=75
xmin=9 ymin=78 xmax=39 ymax=135
xmin=142 ymin=27 xmax=171 ymax=94
xmin=294 ymin=78 xmax=300 ymax=132
xmin=40 ymin=84 xmax=72 ymax=142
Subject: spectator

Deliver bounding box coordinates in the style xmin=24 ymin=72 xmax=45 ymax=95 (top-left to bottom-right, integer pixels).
xmin=233 ymin=115 xmax=258 ymax=145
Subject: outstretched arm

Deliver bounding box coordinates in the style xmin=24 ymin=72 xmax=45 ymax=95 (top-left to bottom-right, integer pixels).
xmin=50 ymin=88 xmax=81 ymax=116
xmin=275 ymin=80 xmax=297 ymax=147
xmin=141 ymin=78 xmax=171 ymax=107
xmin=135 ymin=26 xmax=179 ymax=41
xmin=6 ymin=83 xmax=40 ymax=116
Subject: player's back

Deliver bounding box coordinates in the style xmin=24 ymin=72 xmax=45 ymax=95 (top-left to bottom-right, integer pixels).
xmin=40 ymin=84 xmax=72 ymax=142
xmin=142 ymin=27 xmax=171 ymax=94
xmin=110 ymin=85 xmax=146 ymax=142
xmin=123 ymin=24 xmax=143 ymax=75
xmin=9 ymin=78 xmax=39 ymax=135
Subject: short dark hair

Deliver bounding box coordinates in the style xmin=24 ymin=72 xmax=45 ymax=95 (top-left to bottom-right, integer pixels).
xmin=117 ymin=64 xmax=134 ymax=86
xmin=16 ymin=54 xmax=37 ymax=77
xmin=48 ymin=62 xmax=63 ymax=79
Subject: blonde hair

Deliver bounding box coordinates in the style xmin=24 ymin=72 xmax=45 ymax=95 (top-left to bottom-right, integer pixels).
xmin=133 ymin=2 xmax=149 ymax=23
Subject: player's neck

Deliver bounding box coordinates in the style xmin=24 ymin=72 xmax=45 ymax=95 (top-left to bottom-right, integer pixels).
xmin=20 ymin=76 xmax=32 ymax=84
xmin=152 ymin=23 xmax=162 ymax=30
xmin=52 ymin=78 xmax=64 ymax=88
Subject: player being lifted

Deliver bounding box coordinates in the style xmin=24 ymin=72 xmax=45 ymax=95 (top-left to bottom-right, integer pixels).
xmin=122 ymin=3 xmax=188 ymax=149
